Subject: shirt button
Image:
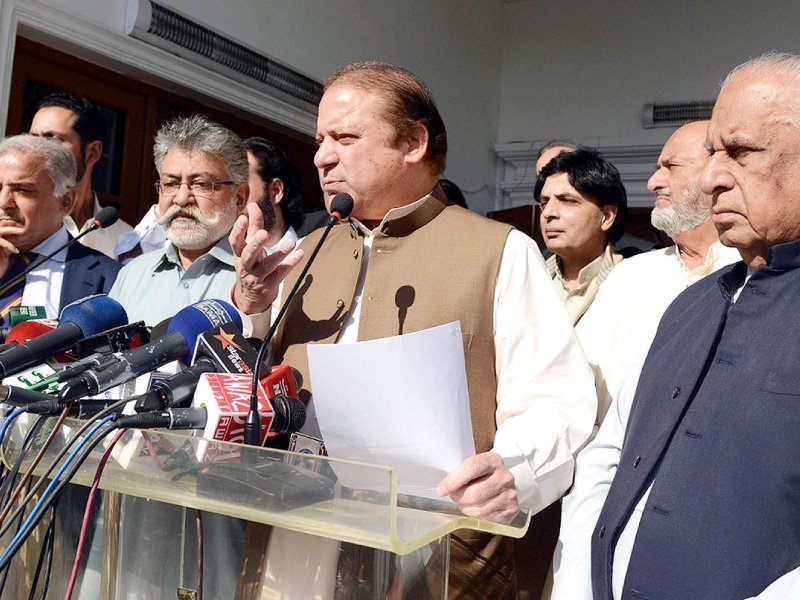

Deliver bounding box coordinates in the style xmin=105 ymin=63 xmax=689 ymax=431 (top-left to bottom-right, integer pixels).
xmin=633 ymin=456 xmax=641 ymax=468
xmin=336 ymin=299 xmax=345 ymax=309
xmin=598 ymin=526 xmax=606 ymax=539
xmin=353 ymin=249 xmax=359 ymax=258
xmin=183 ymin=283 xmax=189 ymax=289
xmin=671 ymin=387 xmax=681 ymax=399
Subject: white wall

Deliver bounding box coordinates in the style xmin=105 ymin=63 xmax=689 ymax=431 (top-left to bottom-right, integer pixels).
xmin=499 ymin=0 xmax=800 ymax=145
xmin=495 ymin=0 xmax=800 ymax=208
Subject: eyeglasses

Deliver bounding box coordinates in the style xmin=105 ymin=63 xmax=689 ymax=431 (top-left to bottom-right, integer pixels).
xmin=155 ymin=179 xmax=236 ymax=199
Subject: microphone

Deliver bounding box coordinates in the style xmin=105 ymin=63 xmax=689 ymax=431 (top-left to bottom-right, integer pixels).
xmin=93 ymin=206 xmax=120 ymax=229
xmin=0 ymin=318 xmax=59 ymax=354
xmin=0 ymin=207 xmax=120 ymax=298
xmin=0 ymin=296 xmax=128 ymax=379
xmin=116 ymin=407 xmax=208 ymax=431
xmin=243 ymin=192 xmax=354 ymax=446
xmin=134 ymin=325 xmax=302 ymax=416
xmin=193 ymin=373 xmax=306 ymax=461
xmin=57 ymin=300 xmax=242 ymax=402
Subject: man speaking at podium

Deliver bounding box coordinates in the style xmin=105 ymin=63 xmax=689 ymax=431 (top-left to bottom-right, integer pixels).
xmin=231 ymin=61 xmax=596 ymax=598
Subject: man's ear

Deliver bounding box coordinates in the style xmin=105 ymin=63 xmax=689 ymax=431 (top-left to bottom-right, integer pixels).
xmin=234 ymin=182 xmax=249 ymax=213
xmin=402 ymin=122 xmax=429 ymax=166
xmin=600 ymin=204 xmax=618 ymax=232
xmin=268 ymin=178 xmax=285 ymax=205
xmin=84 ymin=140 xmax=103 ymax=169
xmin=61 ymin=188 xmax=78 ymax=216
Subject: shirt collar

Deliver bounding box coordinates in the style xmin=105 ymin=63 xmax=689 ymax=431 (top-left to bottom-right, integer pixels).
xmin=160 ymin=234 xmax=235 ymax=270
xmin=31 ymin=225 xmax=69 ymax=263
xmin=63 ymin=192 xmax=102 ymax=235
xmin=548 ymin=244 xmax=615 ymax=287
xmin=267 ymin=226 xmax=298 ymax=253
xmin=351 ymin=191 xmax=435 ymax=236
xmin=765 ymin=238 xmax=800 ymax=271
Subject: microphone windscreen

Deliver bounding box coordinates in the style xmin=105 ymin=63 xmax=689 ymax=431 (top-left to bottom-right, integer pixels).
xmin=330 ymin=193 xmax=354 ymax=219
xmin=94 ymin=206 xmax=119 ymax=229
xmin=59 ymin=295 xmax=129 ymax=337
xmin=167 ymin=299 xmax=243 ymax=357
xmin=5 ymin=319 xmax=58 ymax=345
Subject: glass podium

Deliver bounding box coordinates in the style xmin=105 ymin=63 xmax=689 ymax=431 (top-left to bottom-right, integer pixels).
xmin=0 ymin=413 xmax=530 ymax=599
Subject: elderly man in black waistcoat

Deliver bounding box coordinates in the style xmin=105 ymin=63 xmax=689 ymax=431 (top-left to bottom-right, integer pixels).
xmin=589 ymin=52 xmax=800 ymax=600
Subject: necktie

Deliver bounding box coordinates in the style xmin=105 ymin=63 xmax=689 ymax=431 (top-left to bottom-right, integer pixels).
xmin=0 ymin=252 xmax=39 ymax=327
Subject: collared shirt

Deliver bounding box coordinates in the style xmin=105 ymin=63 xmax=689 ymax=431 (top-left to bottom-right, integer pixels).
xmin=64 ymin=193 xmax=133 ymax=259
xmin=552 ymin=240 xmax=742 ymax=600
xmin=108 ymin=235 xmax=237 ymax=326
xmin=575 ymin=241 xmax=740 ymax=422
xmin=277 ymin=192 xmax=597 ymax=512
xmin=266 ymin=226 xmax=298 ymax=255
xmin=546 ymin=244 xmax=623 ymax=325
xmin=114 ymin=204 xmax=168 ymax=260
xmin=20 ymin=225 xmax=69 ymax=318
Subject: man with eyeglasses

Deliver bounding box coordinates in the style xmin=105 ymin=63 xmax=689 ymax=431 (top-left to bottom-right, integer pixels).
xmin=109 ymin=114 xmax=249 ymax=325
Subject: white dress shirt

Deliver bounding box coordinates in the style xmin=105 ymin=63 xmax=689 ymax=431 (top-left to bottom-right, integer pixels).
xmin=21 ymin=225 xmax=69 ymax=318
xmin=64 ymin=194 xmax=133 ymax=259
xmin=576 ymin=241 xmax=740 ymax=423
xmin=113 ymin=204 xmax=167 ymax=260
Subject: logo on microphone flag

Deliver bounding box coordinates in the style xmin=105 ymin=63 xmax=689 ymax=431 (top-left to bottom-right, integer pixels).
xmin=194 ymin=373 xmax=275 ymax=462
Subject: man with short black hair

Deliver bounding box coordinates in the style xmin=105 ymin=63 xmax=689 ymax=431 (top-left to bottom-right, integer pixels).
xmin=29 ymin=92 xmax=132 ymax=258
xmin=536 ymin=148 xmax=627 ymax=324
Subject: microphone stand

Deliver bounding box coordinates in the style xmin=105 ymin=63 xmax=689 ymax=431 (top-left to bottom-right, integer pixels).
xmin=243 ymin=194 xmax=353 ymax=446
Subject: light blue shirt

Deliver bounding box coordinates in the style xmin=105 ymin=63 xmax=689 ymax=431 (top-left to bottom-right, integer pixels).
xmin=108 ymin=235 xmax=236 ymax=326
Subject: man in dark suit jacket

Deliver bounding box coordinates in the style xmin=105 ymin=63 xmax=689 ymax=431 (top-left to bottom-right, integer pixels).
xmin=0 ymin=134 xmax=119 ymax=326
xmin=586 ymin=52 xmax=800 ymax=600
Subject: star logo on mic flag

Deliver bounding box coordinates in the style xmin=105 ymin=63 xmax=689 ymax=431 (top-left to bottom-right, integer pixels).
xmin=213 ymin=330 xmax=243 ymax=352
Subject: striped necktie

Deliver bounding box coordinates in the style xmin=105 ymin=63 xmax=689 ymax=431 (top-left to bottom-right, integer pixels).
xmin=0 ymin=252 xmax=38 ymax=327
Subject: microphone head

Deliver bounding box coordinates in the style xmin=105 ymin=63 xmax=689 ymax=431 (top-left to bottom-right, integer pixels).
xmin=94 ymin=206 xmax=119 ymax=229
xmin=167 ymin=299 xmax=243 ymax=357
xmin=329 ymin=193 xmax=354 ymax=220
xmin=59 ymin=295 xmax=129 ymax=337
xmin=271 ymin=395 xmax=307 ymax=434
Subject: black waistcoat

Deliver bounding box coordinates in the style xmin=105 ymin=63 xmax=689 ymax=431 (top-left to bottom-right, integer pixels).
xmin=591 ymin=240 xmax=800 ymax=600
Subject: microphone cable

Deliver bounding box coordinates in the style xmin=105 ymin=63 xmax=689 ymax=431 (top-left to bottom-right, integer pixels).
xmin=0 ymin=397 xmax=130 ymax=542
xmin=0 ymin=405 xmax=72 ymax=529
xmin=0 ymin=406 xmax=26 ymax=447
xmin=0 ymin=413 xmax=47 ymax=598
xmin=26 ymin=496 xmax=57 ymax=600
xmin=0 ymin=415 xmax=117 ymax=572
xmin=64 ymin=427 xmax=126 ymax=600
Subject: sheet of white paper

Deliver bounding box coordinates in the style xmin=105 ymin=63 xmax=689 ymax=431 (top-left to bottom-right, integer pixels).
xmin=306 ymin=321 xmax=476 ymax=500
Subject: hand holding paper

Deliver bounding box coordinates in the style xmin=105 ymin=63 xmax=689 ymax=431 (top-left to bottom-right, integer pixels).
xmin=436 ymin=451 xmax=519 ymax=524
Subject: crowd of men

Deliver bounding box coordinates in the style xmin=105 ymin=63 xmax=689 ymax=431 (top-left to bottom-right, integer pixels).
xmin=1 ymin=51 xmax=798 ymax=599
